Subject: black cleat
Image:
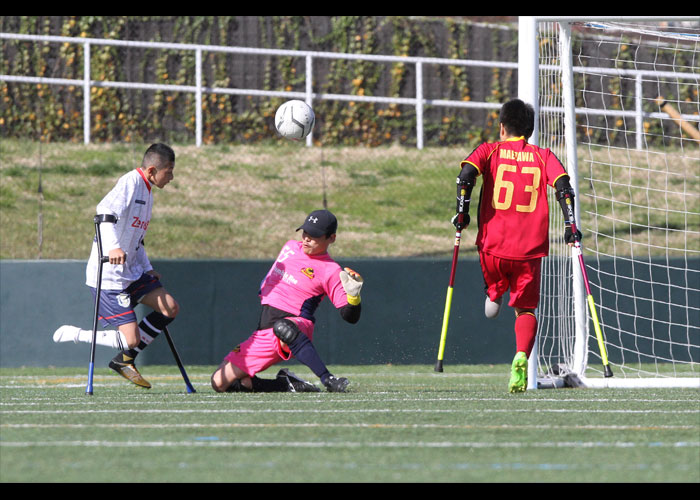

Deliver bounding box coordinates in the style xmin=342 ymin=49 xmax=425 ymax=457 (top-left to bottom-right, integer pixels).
xmin=323 ymin=375 xmax=349 ymax=393
xmin=276 ymin=369 xmax=320 ymax=393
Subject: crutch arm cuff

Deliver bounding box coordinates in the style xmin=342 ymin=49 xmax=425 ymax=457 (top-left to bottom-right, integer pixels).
xmin=95 ymin=213 xmax=120 ymax=252
xmin=94 ymin=214 xmax=118 ymax=224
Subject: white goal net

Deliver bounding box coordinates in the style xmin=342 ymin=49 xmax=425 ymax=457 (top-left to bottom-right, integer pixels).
xmin=522 ymin=17 xmax=700 ymax=388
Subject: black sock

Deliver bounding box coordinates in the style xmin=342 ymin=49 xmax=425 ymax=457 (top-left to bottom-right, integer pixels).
xmin=250 ymin=375 xmax=288 ymax=392
xmin=118 ymin=312 xmax=173 ymax=362
xmin=225 ymin=379 xmax=252 ymax=393
xmin=287 ymin=334 xmax=331 ymax=384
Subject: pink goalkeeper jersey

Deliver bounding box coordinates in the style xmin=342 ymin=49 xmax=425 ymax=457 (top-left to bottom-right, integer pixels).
xmin=259 ymin=240 xmax=349 ymax=322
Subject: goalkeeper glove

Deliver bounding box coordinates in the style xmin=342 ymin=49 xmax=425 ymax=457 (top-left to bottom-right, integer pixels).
xmin=340 ymin=267 xmax=363 ymax=306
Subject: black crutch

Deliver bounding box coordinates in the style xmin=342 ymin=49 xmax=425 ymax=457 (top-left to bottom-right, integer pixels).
xmin=86 ymin=214 xmax=117 ymax=395
xmin=163 ymin=326 xmax=197 ymax=393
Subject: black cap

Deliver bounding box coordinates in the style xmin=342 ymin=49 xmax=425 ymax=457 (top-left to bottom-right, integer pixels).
xmin=296 ymin=210 xmax=338 ymax=237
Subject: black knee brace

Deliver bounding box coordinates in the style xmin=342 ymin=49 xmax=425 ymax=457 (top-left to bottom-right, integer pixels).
xmin=273 ymin=319 xmax=301 ymax=344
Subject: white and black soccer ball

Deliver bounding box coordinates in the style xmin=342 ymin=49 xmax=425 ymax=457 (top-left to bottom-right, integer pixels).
xmin=275 ymin=100 xmax=315 ymax=140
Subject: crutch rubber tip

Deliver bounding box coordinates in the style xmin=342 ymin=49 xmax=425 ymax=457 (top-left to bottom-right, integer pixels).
xmin=434 ymin=360 xmax=444 ymax=372
xmin=604 ymin=365 xmax=614 ymax=378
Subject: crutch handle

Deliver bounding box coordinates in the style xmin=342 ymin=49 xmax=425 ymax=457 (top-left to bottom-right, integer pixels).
xmin=94 ymin=214 xmax=118 ymax=224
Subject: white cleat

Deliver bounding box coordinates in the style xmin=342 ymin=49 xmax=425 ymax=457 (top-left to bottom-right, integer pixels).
xmin=53 ymin=325 xmax=81 ymax=343
xmin=484 ymin=296 xmax=503 ymax=319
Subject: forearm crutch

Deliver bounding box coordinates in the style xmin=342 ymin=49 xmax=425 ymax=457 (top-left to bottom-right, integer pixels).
xmin=435 ymin=182 xmax=469 ymax=372
xmin=163 ymin=326 xmax=196 ymax=393
xmin=570 ymin=221 xmax=613 ymax=378
xmin=561 ymin=195 xmax=613 ymax=378
xmin=86 ymin=214 xmax=117 ymax=395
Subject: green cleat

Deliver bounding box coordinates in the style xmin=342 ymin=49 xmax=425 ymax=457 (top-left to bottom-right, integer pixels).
xmin=508 ymin=351 xmax=528 ymax=393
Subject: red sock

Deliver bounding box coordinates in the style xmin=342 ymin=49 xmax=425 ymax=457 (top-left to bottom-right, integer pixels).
xmin=515 ymin=312 xmax=537 ymax=357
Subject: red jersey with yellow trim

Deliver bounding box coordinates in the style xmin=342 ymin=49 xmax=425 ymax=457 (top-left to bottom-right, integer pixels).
xmin=461 ymin=137 xmax=568 ymax=260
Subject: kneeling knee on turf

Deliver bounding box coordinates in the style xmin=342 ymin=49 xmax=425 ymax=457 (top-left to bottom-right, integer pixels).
xmin=211 ymin=375 xmax=223 ymax=392
xmin=211 ymin=370 xmax=232 ymax=393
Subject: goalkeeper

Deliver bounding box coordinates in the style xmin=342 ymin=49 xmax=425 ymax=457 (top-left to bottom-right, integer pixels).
xmin=453 ymin=98 xmax=580 ymax=393
xmin=211 ymin=209 xmax=363 ymax=393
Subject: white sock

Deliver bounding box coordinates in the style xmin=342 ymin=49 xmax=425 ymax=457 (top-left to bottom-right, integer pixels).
xmin=77 ymin=329 xmax=128 ymax=350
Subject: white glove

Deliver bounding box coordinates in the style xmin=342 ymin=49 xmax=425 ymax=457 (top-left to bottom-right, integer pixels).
xmin=339 ymin=267 xmax=363 ymax=306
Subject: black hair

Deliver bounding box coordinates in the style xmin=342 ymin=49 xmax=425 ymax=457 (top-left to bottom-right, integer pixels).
xmin=142 ymin=143 xmax=175 ymax=169
xmin=499 ymin=99 xmax=535 ymax=139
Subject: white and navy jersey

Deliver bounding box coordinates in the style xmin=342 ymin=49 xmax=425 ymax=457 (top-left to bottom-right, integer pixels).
xmin=86 ymin=168 xmax=154 ymax=290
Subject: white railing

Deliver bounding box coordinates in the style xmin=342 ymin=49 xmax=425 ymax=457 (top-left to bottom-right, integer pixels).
xmin=0 ymin=32 xmax=516 ymax=148
xmin=2 ymin=30 xmax=698 ymax=149
xmin=518 ymin=16 xmax=700 ymax=150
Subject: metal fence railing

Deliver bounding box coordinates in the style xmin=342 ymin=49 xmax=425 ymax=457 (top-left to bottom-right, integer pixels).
xmin=1 ymin=32 xmax=517 ymax=149
xmin=3 ymin=30 xmax=697 ymax=149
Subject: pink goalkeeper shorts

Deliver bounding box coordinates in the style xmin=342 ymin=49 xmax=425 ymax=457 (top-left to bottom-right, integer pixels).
xmin=223 ymin=316 xmax=314 ymax=377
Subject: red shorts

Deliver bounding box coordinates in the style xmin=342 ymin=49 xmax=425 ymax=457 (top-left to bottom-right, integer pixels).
xmin=223 ymin=317 xmax=314 ymax=377
xmin=479 ymin=251 xmax=541 ymax=310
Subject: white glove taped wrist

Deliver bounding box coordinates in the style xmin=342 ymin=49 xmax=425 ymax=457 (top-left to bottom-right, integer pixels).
xmin=339 ymin=267 xmax=363 ymax=306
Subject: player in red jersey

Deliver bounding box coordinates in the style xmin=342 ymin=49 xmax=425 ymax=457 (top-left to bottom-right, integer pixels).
xmin=454 ymin=99 xmax=581 ymax=393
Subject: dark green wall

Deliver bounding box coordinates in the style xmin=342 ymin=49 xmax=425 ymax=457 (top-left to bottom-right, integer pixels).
xmin=2 ymin=258 xmax=697 ymax=369
xmin=0 ymin=258 xmax=518 ymax=368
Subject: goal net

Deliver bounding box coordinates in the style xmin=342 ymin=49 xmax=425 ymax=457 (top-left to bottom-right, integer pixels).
xmin=520 ymin=17 xmax=700 ymax=389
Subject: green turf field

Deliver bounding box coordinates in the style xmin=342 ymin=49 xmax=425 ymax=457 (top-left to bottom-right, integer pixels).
xmin=1 ymin=364 xmax=698 ymax=483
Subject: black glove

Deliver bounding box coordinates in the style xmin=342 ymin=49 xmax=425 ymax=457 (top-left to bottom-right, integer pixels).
xmin=564 ymin=224 xmax=582 ymax=244
xmin=451 ymin=213 xmax=470 ymax=230
xmin=452 ymin=177 xmax=473 ymax=231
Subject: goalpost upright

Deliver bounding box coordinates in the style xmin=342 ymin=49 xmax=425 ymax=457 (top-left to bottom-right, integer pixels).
xmin=518 ymin=16 xmax=700 ymax=389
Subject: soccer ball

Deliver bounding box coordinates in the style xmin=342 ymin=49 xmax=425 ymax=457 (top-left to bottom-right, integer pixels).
xmin=275 ymin=100 xmax=315 ymax=140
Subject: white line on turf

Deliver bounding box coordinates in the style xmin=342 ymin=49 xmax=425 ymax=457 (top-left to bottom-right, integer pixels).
xmin=2 ymin=408 xmax=698 ymax=414
xmin=2 ymin=440 xmax=698 ymax=448
xmin=2 ymin=422 xmax=696 ymax=430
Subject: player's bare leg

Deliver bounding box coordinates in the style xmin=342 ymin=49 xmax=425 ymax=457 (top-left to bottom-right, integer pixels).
xmin=140 ymin=286 xmax=179 ymax=319
xmin=211 ymin=360 xmax=319 ymax=393
xmin=211 ymin=361 xmax=253 ymax=392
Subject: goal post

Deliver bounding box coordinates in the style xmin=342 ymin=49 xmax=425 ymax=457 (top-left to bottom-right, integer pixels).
xmin=518 ymin=16 xmax=700 ymax=389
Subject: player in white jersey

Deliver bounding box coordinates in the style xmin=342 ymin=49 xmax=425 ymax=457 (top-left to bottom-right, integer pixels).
xmin=53 ymin=143 xmax=179 ymax=389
